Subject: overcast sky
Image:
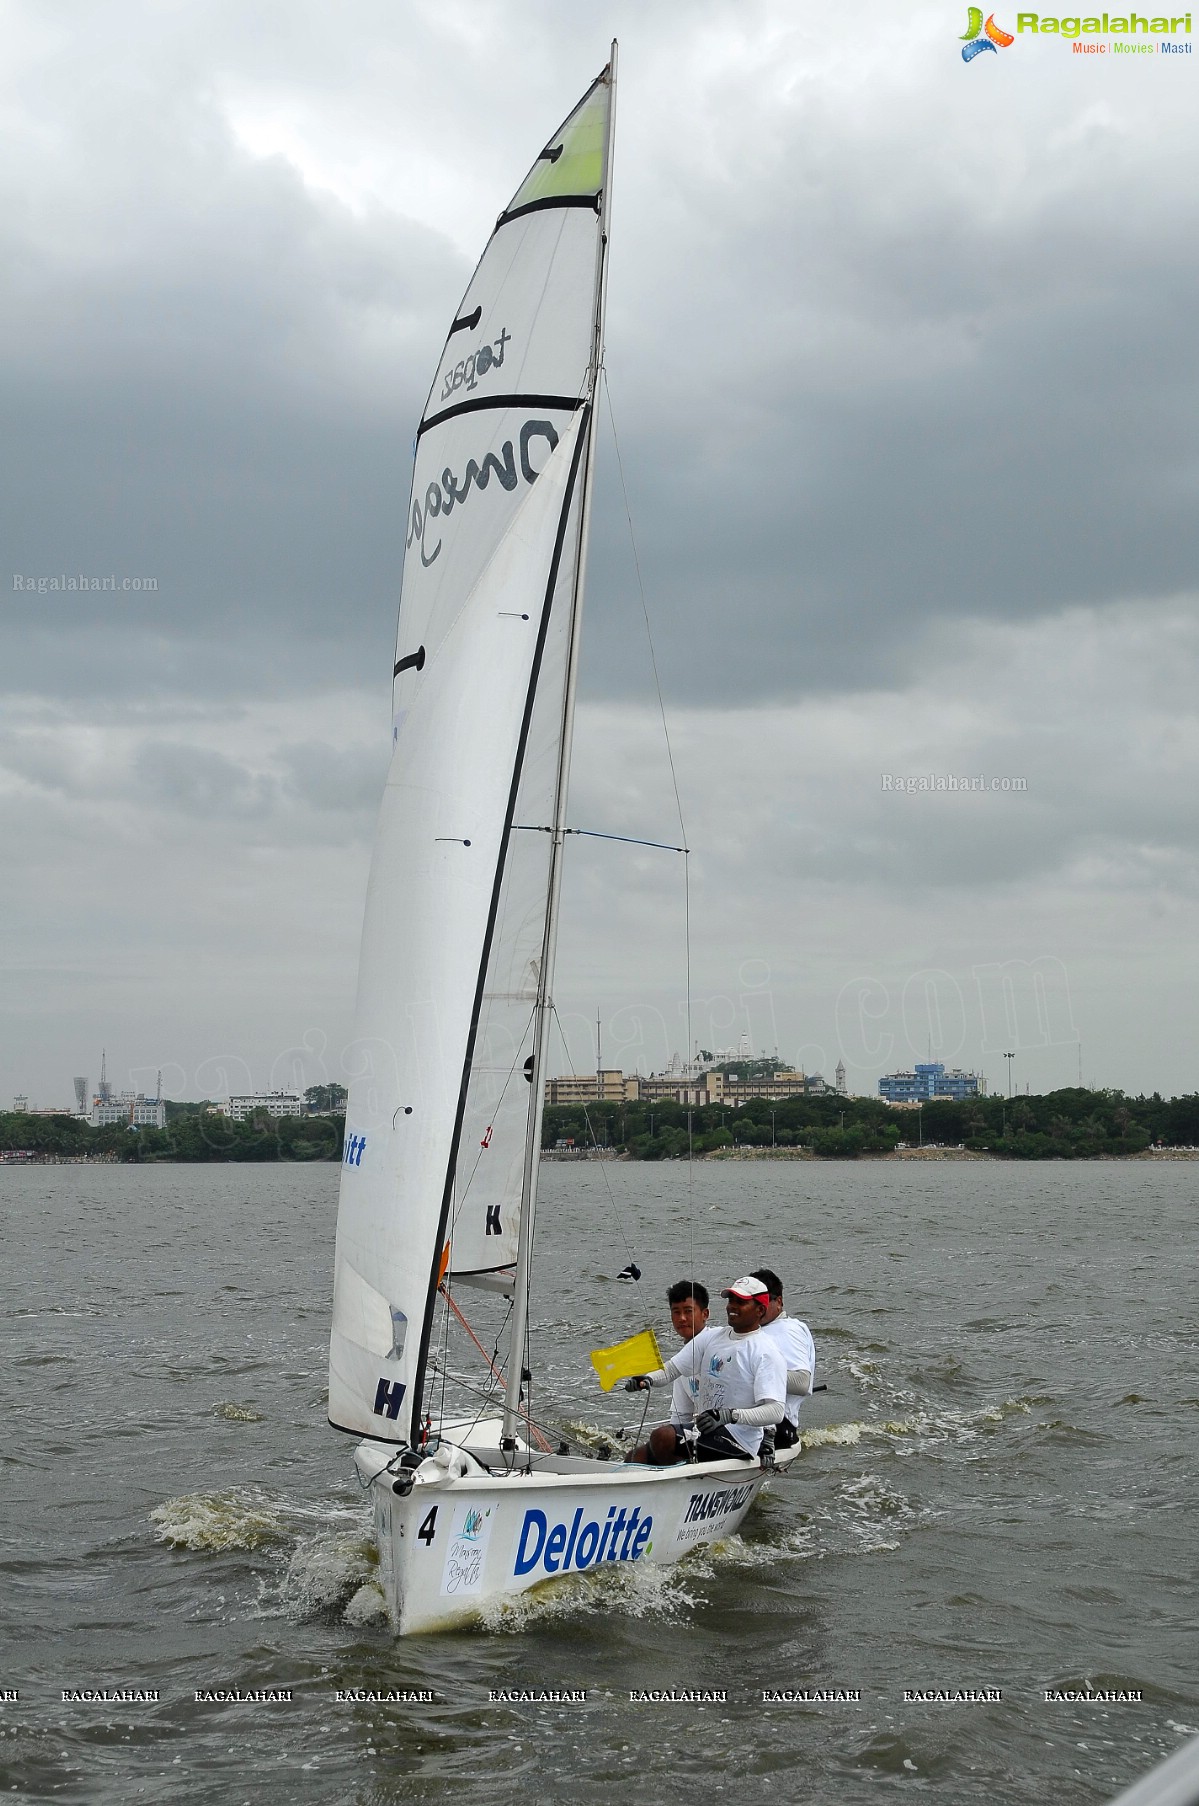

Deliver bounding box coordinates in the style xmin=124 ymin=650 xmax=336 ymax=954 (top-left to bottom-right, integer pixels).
xmin=3 ymin=0 xmax=1196 ymax=1108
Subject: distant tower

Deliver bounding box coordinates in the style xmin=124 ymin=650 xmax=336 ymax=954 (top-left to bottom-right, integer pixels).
xmin=98 ymin=1048 xmax=111 ymax=1105
xmin=835 ymin=1060 xmax=847 ymax=1097
xmin=73 ymin=1077 xmax=88 ymax=1115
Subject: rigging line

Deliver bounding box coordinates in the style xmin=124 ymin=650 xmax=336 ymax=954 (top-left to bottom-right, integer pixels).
xmin=512 ymin=825 xmax=688 ymax=854
xmin=443 ymin=1296 xmax=515 ymax=1448
xmin=434 ymin=1278 xmax=453 ymax=1434
xmin=450 ymin=1001 xmax=538 ymax=1218
xmin=429 ymin=1362 xmax=630 ymax=1458
xmin=551 ymin=1003 xmax=642 ymax=1282
xmin=426 ymin=1366 xmax=573 ymax=1453
xmin=600 ymin=368 xmax=688 ymax=850
xmin=601 ymin=366 xmax=697 ymax=1332
xmin=685 ymin=846 xmax=695 ymax=1309
xmin=442 ymin=1286 xmax=554 ymax=1451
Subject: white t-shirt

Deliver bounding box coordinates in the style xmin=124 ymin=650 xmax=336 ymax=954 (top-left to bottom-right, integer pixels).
xmin=669 ymin=1355 xmax=702 ymax=1428
xmin=761 ymin=1314 xmax=816 ymax=1428
xmin=664 ymin=1324 xmax=786 ymax=1454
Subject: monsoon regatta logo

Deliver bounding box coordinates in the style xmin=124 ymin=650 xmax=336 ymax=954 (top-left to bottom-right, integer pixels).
xmin=961 ymin=8 xmax=1016 ymax=56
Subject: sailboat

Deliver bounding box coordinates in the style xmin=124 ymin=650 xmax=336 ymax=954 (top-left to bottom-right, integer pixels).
xmin=328 ymin=44 xmax=800 ymax=1634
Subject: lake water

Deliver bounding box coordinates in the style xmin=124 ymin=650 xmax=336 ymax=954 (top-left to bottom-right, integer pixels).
xmin=1 ymin=1158 xmax=1196 ymax=1804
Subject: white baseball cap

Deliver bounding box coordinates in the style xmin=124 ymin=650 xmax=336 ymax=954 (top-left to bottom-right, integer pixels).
xmin=722 ymin=1275 xmax=770 ymax=1300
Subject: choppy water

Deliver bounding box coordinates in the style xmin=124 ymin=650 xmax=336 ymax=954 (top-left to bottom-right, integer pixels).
xmin=1 ymin=1159 xmax=1196 ymax=1803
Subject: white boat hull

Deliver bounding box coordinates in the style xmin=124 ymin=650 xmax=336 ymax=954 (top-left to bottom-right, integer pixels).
xmin=354 ymin=1426 xmax=799 ymax=1634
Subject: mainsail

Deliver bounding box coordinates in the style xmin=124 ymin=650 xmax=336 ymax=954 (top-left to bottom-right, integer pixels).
xmin=329 ymin=64 xmax=615 ymax=1444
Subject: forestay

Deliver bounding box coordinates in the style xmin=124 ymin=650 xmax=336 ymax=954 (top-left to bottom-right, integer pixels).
xmin=329 ymin=68 xmax=613 ymax=1444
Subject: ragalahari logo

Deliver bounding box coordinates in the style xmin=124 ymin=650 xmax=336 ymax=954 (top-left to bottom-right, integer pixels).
xmin=961 ymin=6 xmax=1017 ymax=55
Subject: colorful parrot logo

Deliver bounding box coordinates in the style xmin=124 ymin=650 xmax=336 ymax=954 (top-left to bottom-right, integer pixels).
xmin=961 ymin=8 xmax=1015 ymax=58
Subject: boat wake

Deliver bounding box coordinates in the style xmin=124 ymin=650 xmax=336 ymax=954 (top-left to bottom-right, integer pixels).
xmin=476 ymin=1555 xmax=703 ymax=1633
xmin=275 ymin=1528 xmax=379 ymax=1622
xmin=151 ymin=1487 xmax=295 ymax=1552
xmin=151 ymin=1487 xmax=387 ymax=1627
xmin=800 ymin=1392 xmax=1036 ymax=1453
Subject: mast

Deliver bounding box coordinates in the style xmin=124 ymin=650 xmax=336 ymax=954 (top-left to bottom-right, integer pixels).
xmin=501 ymin=42 xmax=618 ymax=1454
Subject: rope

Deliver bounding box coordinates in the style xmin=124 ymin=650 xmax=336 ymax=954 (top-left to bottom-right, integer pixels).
xmin=441 ymin=1286 xmax=554 ymax=1452
xmin=551 ymin=1004 xmax=645 ymax=1300
xmin=601 ymin=369 xmax=698 ymax=1340
xmin=513 ymin=825 xmax=688 ymax=854
xmin=601 ymin=368 xmax=689 ymax=852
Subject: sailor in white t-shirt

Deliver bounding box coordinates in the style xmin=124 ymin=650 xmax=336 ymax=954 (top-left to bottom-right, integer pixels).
xmin=663 ymin=1279 xmax=710 ymax=1431
xmin=627 ymin=1276 xmax=786 ymax=1464
xmin=751 ymin=1266 xmax=816 ymax=1450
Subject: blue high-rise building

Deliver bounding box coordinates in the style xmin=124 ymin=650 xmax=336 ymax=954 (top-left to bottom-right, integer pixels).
xmin=878 ymin=1062 xmax=981 ymax=1103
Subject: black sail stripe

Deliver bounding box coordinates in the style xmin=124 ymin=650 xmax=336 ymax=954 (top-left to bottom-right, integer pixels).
xmin=496 ymin=193 xmax=602 ymax=230
xmin=408 ymin=407 xmax=592 ymax=1446
xmin=418 ymin=393 xmax=584 ymax=441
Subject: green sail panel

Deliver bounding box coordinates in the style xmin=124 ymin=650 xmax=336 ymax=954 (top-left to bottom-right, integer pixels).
xmin=503 ymin=75 xmax=609 ymax=215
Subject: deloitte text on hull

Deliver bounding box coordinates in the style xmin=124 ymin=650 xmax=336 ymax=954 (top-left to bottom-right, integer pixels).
xmin=513 ymin=1505 xmax=653 ymax=1576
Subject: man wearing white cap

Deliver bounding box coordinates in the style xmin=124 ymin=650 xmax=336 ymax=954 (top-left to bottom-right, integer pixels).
xmin=626 ymin=1276 xmax=786 ymax=1465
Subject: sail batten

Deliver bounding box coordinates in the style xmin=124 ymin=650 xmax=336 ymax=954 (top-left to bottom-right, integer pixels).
xmin=418 ymin=393 xmax=585 ymax=440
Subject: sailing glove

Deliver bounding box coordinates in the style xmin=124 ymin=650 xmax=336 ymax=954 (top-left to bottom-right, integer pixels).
xmin=624 ymin=1376 xmax=650 ymax=1392
xmin=695 ymin=1407 xmax=735 ymax=1433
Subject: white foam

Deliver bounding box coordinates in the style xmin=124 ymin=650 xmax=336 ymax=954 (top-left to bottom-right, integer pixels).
xmin=798 ymin=1395 xmax=1033 ymax=1454
xmin=478 ymin=1556 xmax=701 ymax=1634
xmin=289 ymin=1532 xmax=375 ymax=1612
xmin=344 ymin=1579 xmax=389 ymax=1626
xmin=151 ymin=1489 xmax=288 ymax=1552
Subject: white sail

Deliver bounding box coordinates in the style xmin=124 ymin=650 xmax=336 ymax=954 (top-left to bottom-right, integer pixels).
xmin=330 ymin=70 xmax=612 ymax=1444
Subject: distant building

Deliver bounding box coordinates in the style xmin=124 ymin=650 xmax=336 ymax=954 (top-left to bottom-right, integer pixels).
xmin=220 ymin=1092 xmax=304 ymax=1122
xmin=90 ymin=1092 xmax=166 ymax=1129
xmin=544 ymin=1071 xmax=640 ymax=1106
xmin=709 ymin=1068 xmax=812 ymax=1103
xmin=633 ymin=1075 xmax=716 ymax=1107
xmin=544 ymin=1062 xmax=833 ymax=1109
xmin=878 ymin=1062 xmax=981 ymax=1104
xmin=835 ymin=1061 xmax=847 ymax=1097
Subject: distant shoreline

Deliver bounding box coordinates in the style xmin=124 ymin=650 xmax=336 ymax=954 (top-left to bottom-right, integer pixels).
xmin=544 ymin=1145 xmax=1199 ymax=1163
xmin=5 ymin=1145 xmax=1196 ymax=1169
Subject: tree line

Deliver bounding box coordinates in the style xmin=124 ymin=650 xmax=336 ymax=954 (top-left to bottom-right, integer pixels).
xmin=0 ymin=1096 xmax=344 ymax=1163
xmin=2 ymin=1086 xmax=1196 ymax=1163
xmin=541 ymin=1087 xmax=1199 ymax=1161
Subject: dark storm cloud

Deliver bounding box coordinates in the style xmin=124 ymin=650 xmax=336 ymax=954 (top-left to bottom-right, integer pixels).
xmin=1 ymin=60 xmax=458 ymax=702
xmin=581 ymin=95 xmax=1199 ymax=704
xmin=5 ymin=2 xmax=1195 ymax=718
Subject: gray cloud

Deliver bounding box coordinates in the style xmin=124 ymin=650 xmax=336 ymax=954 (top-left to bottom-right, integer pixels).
xmin=5 ymin=0 xmax=1196 ymax=718
xmin=2 ymin=0 xmax=1196 ymax=1103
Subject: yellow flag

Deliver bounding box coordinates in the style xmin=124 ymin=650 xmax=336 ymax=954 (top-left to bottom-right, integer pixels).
xmin=589 ymin=1327 xmax=665 ymax=1393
